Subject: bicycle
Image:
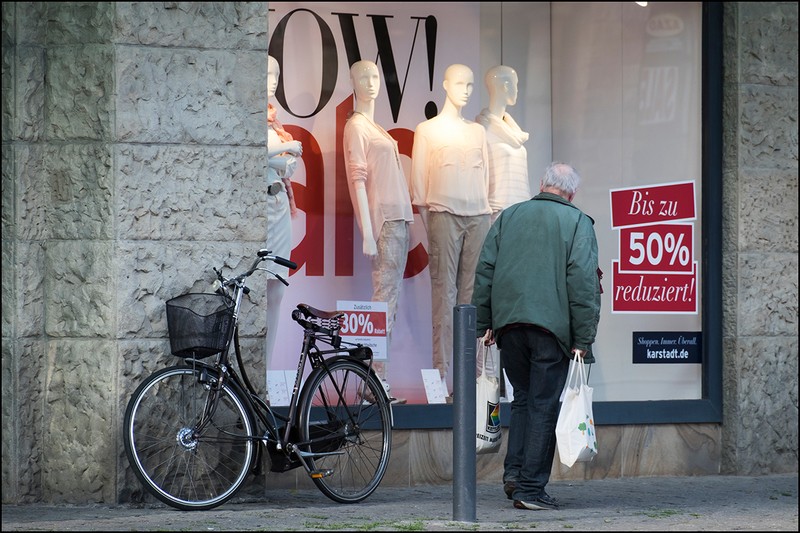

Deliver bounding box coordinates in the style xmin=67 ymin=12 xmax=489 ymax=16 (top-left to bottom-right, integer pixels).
xmin=123 ymin=249 xmax=393 ymax=511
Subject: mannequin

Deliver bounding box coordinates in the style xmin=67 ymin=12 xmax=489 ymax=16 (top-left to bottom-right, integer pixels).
xmin=476 ymin=65 xmax=531 ymax=223
xmin=343 ymin=60 xmax=414 ymax=403
xmin=409 ymin=63 xmax=491 ymax=397
xmin=266 ymin=55 xmax=302 ymax=398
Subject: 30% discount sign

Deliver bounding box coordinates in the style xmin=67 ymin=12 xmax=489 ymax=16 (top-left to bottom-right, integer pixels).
xmin=619 ymin=224 xmax=693 ymax=273
xmin=336 ymin=301 xmax=388 ymax=360
xmin=339 ymin=310 xmax=386 ymax=336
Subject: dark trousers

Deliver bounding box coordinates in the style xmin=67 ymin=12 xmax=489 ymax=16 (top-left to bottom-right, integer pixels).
xmin=500 ymin=326 xmax=569 ymax=500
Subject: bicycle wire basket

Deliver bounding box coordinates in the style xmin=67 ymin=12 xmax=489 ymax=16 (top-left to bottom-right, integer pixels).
xmin=166 ymin=293 xmax=235 ymax=358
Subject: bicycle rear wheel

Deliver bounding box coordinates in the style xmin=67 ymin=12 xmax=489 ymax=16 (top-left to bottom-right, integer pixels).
xmin=298 ymin=358 xmax=392 ymax=503
xmin=123 ymin=365 xmax=254 ymax=510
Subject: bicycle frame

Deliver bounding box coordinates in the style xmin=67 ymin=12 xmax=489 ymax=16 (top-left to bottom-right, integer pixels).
xmin=183 ymin=252 xmax=390 ymax=476
xmin=124 ymin=248 xmax=394 ymax=510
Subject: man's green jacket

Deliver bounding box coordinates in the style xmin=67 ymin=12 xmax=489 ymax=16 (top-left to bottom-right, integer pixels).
xmin=472 ymin=192 xmax=602 ymax=363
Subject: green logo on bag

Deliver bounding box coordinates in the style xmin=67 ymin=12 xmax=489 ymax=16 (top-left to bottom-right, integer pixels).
xmin=577 ymin=415 xmax=595 ymax=437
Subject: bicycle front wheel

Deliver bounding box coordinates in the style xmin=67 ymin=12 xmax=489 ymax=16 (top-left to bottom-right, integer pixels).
xmin=123 ymin=365 xmax=254 ymax=510
xmin=298 ymin=359 xmax=392 ymax=503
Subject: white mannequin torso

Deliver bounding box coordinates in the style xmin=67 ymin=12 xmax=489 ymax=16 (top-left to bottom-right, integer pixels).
xmin=476 ymin=65 xmax=531 ymax=216
xmin=409 ymin=64 xmax=491 ymax=221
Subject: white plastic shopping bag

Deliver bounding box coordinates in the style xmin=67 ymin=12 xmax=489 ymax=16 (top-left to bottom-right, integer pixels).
xmin=476 ymin=332 xmax=502 ymax=454
xmin=556 ymin=355 xmax=598 ymax=467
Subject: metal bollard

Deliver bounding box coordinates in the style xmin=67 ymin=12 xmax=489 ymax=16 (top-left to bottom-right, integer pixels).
xmin=452 ymin=304 xmax=476 ymax=522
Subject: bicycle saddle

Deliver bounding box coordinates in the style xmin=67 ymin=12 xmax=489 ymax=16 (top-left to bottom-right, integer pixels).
xmin=296 ymin=303 xmax=343 ymax=320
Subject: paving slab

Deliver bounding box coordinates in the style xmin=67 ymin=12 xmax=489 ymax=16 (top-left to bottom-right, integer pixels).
xmin=2 ymin=474 xmax=797 ymax=531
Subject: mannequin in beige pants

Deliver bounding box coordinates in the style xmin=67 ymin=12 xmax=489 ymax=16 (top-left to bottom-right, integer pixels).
xmin=409 ymin=63 xmax=492 ymax=397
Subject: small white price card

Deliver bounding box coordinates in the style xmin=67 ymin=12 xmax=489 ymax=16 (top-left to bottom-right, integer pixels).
xmin=421 ymin=369 xmax=448 ymax=404
xmin=267 ymin=370 xmax=298 ymax=407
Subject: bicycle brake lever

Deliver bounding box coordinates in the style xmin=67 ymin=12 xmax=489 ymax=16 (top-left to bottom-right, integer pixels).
xmin=275 ymin=273 xmax=289 ymax=287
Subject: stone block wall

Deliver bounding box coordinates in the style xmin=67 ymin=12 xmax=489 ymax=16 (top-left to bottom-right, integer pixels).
xmin=720 ymin=1 xmax=798 ymax=475
xmin=1 ymin=1 xmax=797 ymax=504
xmin=2 ymin=1 xmax=270 ymax=504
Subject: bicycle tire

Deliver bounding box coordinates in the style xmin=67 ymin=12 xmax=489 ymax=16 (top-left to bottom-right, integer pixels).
xmin=297 ymin=358 xmax=392 ymax=503
xmin=123 ymin=365 xmax=254 ymax=511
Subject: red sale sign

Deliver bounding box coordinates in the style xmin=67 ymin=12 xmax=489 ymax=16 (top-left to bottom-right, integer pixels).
xmin=336 ymin=301 xmax=389 ymax=361
xmin=611 ymin=261 xmax=698 ymax=314
xmin=618 ymin=223 xmax=694 ymax=273
xmin=610 ymin=181 xmax=696 ymax=228
xmin=610 ymin=181 xmax=698 ymax=314
xmin=339 ymin=310 xmax=387 ymax=337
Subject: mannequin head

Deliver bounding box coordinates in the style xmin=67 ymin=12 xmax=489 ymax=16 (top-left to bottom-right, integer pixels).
xmin=442 ymin=63 xmax=474 ymax=111
xmin=485 ymin=65 xmax=518 ymax=107
xmin=268 ymin=55 xmax=280 ymax=99
xmin=350 ymin=60 xmax=380 ymax=103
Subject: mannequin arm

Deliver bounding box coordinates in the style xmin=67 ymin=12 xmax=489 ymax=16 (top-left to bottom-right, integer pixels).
xmin=269 ymin=154 xmax=297 ymax=179
xmin=417 ymin=205 xmax=429 ymax=231
xmin=353 ymin=183 xmax=378 ymax=256
xmin=268 ymin=140 xmax=302 ymax=158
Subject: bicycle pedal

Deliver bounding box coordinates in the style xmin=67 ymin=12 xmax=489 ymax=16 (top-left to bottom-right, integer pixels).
xmin=309 ymin=469 xmax=334 ymax=479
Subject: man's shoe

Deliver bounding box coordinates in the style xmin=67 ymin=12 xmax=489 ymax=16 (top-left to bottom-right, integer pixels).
xmin=503 ymin=481 xmax=516 ymax=500
xmin=513 ymin=493 xmax=559 ymax=511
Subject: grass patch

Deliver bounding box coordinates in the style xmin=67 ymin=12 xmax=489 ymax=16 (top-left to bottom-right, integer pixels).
xmin=302 ymin=519 xmax=429 ymax=531
xmin=644 ymin=508 xmax=681 ymax=519
xmin=394 ymin=520 xmax=426 ymax=531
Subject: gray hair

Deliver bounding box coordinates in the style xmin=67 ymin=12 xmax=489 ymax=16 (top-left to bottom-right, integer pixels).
xmin=541 ymin=162 xmax=581 ymax=196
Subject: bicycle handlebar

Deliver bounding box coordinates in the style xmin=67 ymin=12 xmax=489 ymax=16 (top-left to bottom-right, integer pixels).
xmin=214 ymin=249 xmax=298 ymax=290
xmin=258 ymin=249 xmax=297 ymax=270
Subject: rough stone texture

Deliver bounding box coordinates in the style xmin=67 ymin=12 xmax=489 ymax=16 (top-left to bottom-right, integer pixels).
xmin=720 ymin=336 xmax=739 ymax=472
xmin=738 ymin=2 xmax=798 ymax=87
xmin=47 ymin=45 xmax=114 ymax=141
xmin=116 ymin=47 xmax=266 ymax=145
xmin=12 ymin=2 xmax=46 ymax=46
xmin=1 ymin=337 xmax=14 ymax=502
xmin=16 ymin=338 xmax=46 ymax=503
xmin=2 ymin=27 xmax=16 ymax=143
xmin=2 ymin=146 xmax=13 ymax=338
xmin=736 ymin=336 xmax=799 ymax=474
xmin=114 ymin=2 xmax=268 ymax=49
xmin=1 ymin=1 xmax=797 ymax=505
xmin=15 ymin=241 xmax=45 ymax=338
xmin=115 ymin=145 xmax=267 ymax=241
xmin=45 ymin=2 xmax=115 ymax=45
xmin=114 ymin=241 xmax=267 ymax=341
xmin=42 ymin=339 xmax=116 ymax=503
xmin=44 ymin=241 xmax=115 ymax=338
xmin=740 ymin=169 xmax=798 ymax=252
xmin=739 ymin=85 xmax=798 ymax=171
xmin=739 ymin=252 xmax=798 ymax=336
xmin=15 ymin=144 xmax=49 ymax=241
xmin=14 ymin=46 xmax=45 ymax=143
xmin=721 ymin=2 xmax=799 ymax=476
xmin=47 ymin=144 xmax=114 ymax=240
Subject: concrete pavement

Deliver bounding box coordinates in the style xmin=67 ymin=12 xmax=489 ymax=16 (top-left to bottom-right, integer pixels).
xmin=2 ymin=473 xmax=797 ymax=531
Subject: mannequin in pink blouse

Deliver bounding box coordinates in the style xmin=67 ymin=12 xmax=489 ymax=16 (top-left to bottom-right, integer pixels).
xmin=343 ymin=60 xmax=414 ymax=402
